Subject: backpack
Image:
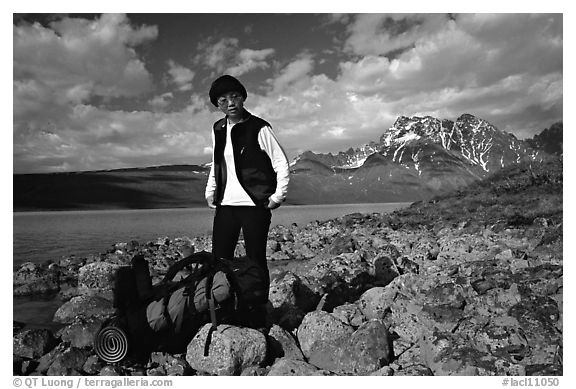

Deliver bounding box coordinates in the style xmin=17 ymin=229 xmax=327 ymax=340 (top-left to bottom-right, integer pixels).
xmin=95 ymin=251 xmax=268 ymax=362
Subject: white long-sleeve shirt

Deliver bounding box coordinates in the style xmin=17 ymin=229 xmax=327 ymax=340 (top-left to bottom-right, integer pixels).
xmin=205 ymin=118 xmax=290 ymax=206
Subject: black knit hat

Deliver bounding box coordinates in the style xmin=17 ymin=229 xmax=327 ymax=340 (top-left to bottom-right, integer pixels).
xmin=209 ymin=75 xmax=247 ymax=107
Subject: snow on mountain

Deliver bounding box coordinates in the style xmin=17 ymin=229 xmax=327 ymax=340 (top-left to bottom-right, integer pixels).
xmin=294 ymin=113 xmax=545 ymax=175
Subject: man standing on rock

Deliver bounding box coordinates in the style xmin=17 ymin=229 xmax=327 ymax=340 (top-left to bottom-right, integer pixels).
xmin=205 ymin=75 xmax=290 ymax=311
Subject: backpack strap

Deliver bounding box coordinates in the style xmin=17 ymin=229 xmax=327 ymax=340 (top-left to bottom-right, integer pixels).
xmin=162 ymin=251 xmax=213 ymax=283
xmin=173 ymin=289 xmax=194 ymax=334
xmin=203 ymin=269 xmax=218 ymax=356
xmin=172 ymin=279 xmax=201 ymax=334
xmin=161 ymin=293 xmax=174 ymax=329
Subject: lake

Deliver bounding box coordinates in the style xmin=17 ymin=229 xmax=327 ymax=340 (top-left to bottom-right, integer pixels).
xmin=13 ymin=202 xmax=410 ymax=328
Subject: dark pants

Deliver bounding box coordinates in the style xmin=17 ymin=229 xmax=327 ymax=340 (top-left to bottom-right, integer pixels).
xmin=211 ymin=205 xmax=272 ymax=292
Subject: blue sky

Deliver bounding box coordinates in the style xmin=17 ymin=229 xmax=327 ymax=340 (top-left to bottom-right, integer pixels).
xmin=13 ymin=11 xmax=563 ymax=174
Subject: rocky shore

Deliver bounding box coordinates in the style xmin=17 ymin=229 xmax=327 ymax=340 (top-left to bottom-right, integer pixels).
xmin=13 ymin=159 xmax=563 ymax=376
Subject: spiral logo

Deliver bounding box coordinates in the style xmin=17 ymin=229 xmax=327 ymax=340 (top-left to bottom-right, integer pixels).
xmin=94 ymin=325 xmax=129 ymax=363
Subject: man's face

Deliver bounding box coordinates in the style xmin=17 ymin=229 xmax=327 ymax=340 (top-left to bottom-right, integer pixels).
xmin=217 ymin=91 xmax=245 ymax=118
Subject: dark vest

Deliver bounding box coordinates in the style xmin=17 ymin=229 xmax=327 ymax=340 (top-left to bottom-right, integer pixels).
xmin=212 ymin=111 xmax=277 ymax=206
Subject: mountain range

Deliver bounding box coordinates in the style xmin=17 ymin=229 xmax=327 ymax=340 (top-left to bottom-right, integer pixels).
xmin=287 ymin=114 xmax=561 ymax=204
xmin=13 ymin=114 xmax=562 ymax=211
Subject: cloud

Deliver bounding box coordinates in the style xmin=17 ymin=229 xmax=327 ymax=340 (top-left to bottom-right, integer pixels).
xmin=244 ymin=13 xmax=562 ymax=159
xmin=12 ymin=14 xmax=215 ymax=174
xmin=337 ymin=14 xmax=562 ymax=96
xmin=14 ymin=14 xmax=157 ymax=104
xmin=343 ymin=14 xmax=450 ymax=56
xmin=195 ymin=37 xmax=275 ymax=76
xmin=148 ymin=92 xmax=174 ymax=110
xmin=167 ymin=60 xmax=195 ymax=91
xmin=195 ymin=37 xmax=239 ymax=73
xmin=226 ymin=48 xmax=275 ymax=76
xmin=253 ymin=63 xmax=393 ymax=156
xmin=13 ymin=98 xmax=217 ymax=174
xmin=337 ymin=20 xmax=484 ymax=96
xmin=13 ymin=13 xmax=159 ymax=161
xmin=332 ymin=13 xmax=562 ymax=138
xmin=268 ymin=56 xmax=315 ymax=93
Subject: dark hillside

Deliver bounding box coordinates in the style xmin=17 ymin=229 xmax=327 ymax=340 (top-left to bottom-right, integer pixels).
xmin=386 ymin=157 xmax=563 ymax=231
xmin=13 ymin=165 xmax=209 ymax=211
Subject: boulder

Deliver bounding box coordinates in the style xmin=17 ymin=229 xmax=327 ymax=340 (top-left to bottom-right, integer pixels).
xmin=507 ymin=296 xmax=561 ymax=344
xmin=328 ymin=234 xmax=357 ymax=254
xmin=34 ymin=343 xmax=67 ymax=374
xmin=13 ymin=262 xmax=60 ymax=296
xmin=14 ymin=280 xmax=60 ymax=296
xmin=266 ymin=251 xmax=291 ymax=261
xmin=292 ymin=242 xmax=317 ymax=260
xmin=266 ymin=239 xmax=281 ymax=255
xmin=302 ymin=252 xmax=374 ymax=310
xmin=296 ymin=311 xmax=354 ymax=364
xmin=191 ymin=236 xmax=212 ymax=253
xmin=465 ymin=284 xmax=523 ymax=318
xmin=269 ymin=251 xmax=291 ymax=261
xmin=368 ymin=274 xmax=425 ymax=342
xmin=53 ymin=295 xmax=115 ymax=324
xmin=332 ymin=303 xmax=367 ymax=328
xmin=377 ymin=243 xmax=402 ymax=260
xmin=268 ymin=271 xmax=318 ymax=330
xmin=357 ymin=286 xmax=396 ymax=320
xmin=77 ymin=262 xmax=120 ymax=296
xmin=368 ymin=254 xmax=400 ymax=286
xmin=56 ymin=317 xmax=105 ymax=348
xmin=58 ymin=256 xmax=87 ymax=284
xmin=397 ymin=256 xmax=420 ymax=274
xmin=147 ymin=352 xmax=193 ymax=376
xmin=82 ymin=355 xmax=105 ymax=375
xmin=336 ymin=319 xmax=393 ymax=374
xmin=341 ymin=212 xmax=366 ymax=227
xmin=383 ymin=273 xmax=474 ymax=342
xmin=186 ymin=324 xmax=267 ymax=376
xmin=46 ymin=346 xmax=88 ymax=376
xmin=436 ymin=232 xmax=493 ymax=266
xmin=267 ymin=324 xmax=305 ymax=361
xmin=296 ymin=312 xmax=393 ymax=374
xmin=419 ymin=330 xmax=524 ymax=376
xmin=13 ymin=328 xmax=56 ymax=359
xmin=392 ymin=338 xmax=423 ymax=369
